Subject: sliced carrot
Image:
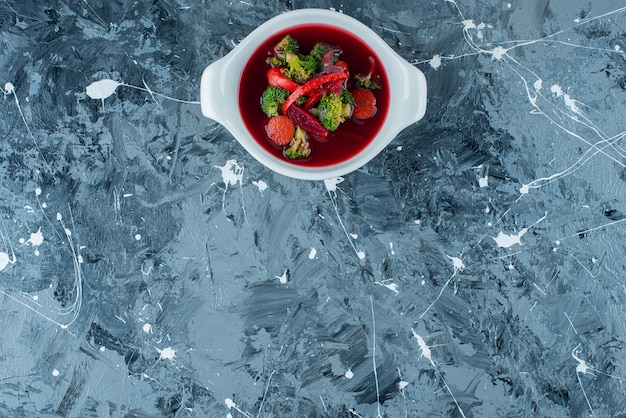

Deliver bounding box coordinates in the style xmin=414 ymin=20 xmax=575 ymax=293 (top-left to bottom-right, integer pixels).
xmin=266 ymin=115 xmax=295 ymax=146
xmin=351 ymin=88 xmax=377 ymax=119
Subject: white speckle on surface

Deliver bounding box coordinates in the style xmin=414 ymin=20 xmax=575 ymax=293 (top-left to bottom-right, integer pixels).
xmin=252 ymin=180 xmax=268 ymax=193
xmin=308 ymin=247 xmax=317 ymax=259
xmin=323 ymin=177 xmax=344 ymax=192
xmin=28 ymin=228 xmax=44 ymax=246
xmin=356 ymin=251 xmax=366 ymax=260
xmin=156 ymin=347 xmax=176 ymax=363
xmin=447 ymin=255 xmax=466 ymax=271
xmin=478 ymin=175 xmax=488 ymax=188
xmin=217 ymin=160 xmax=244 ymax=187
xmin=52 ymin=369 xmax=59 ymax=377
xmin=3 ymin=82 xmax=15 ymax=94
xmin=276 ymin=270 xmax=288 ymax=284
xmin=134 ymin=234 xmax=142 ymax=241
xmin=492 ymin=46 xmax=507 ymax=60
xmin=533 ymin=79 xmax=543 ymax=91
xmin=143 ymin=323 xmax=152 ymax=333
xmin=398 ymin=380 xmax=409 ymax=390
xmin=0 ymin=253 xmax=11 ymax=271
xmin=56 ymin=212 xmax=62 ymax=221
xmin=86 ymin=79 xmax=120 ymax=100
xmin=493 ymin=230 xmax=527 ymax=248
xmin=430 ymin=54 xmax=442 ymax=69
xmin=344 ymin=369 xmax=353 ymax=379
xmin=35 ymin=187 xmax=42 ymax=196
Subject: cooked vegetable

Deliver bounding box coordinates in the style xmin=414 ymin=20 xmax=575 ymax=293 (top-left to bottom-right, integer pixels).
xmin=317 ymin=90 xmax=354 ymax=131
xmin=261 ymin=86 xmax=290 ymax=117
xmin=284 ymin=126 xmax=311 ymax=159
xmin=259 ymin=35 xmax=384 ymax=160
xmin=309 ymin=42 xmax=340 ymax=69
xmin=266 ymin=115 xmax=295 ymax=145
xmin=286 ymin=104 xmax=329 ymax=139
xmin=354 ymin=56 xmax=382 ymax=90
xmin=351 ymin=88 xmax=377 ymax=119
xmin=281 ymin=71 xmax=348 ymax=115
xmin=273 ymin=35 xmax=298 ymax=62
xmin=267 ymin=68 xmax=299 ymax=92
xmin=284 ymin=52 xmax=318 ymax=84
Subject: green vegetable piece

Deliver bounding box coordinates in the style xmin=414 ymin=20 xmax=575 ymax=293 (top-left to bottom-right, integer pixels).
xmin=284 ymin=53 xmax=318 ymax=84
xmin=309 ymin=42 xmax=339 ymax=69
xmin=284 ymin=126 xmax=311 ymax=159
xmin=261 ymin=86 xmax=290 ymax=117
xmin=317 ymin=90 xmax=354 ymax=131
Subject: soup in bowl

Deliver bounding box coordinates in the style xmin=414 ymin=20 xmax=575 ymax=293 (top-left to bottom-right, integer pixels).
xmin=200 ymin=9 xmax=426 ymax=180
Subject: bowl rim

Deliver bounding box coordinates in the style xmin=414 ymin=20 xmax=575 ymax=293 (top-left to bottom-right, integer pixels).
xmin=200 ymin=8 xmax=426 ymax=180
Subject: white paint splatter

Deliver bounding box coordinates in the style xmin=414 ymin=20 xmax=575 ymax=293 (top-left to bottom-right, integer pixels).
xmin=276 ymin=270 xmax=288 ymax=284
xmin=156 ymin=347 xmax=176 ymax=363
xmin=478 ymin=175 xmax=488 ymax=188
xmin=447 ymin=255 xmax=466 ymax=271
xmin=398 ymin=380 xmax=409 ymax=390
xmin=308 ymin=247 xmax=317 ymax=259
xmin=215 ymin=160 xmax=246 ymax=220
xmin=28 ymin=228 xmax=44 ymax=246
xmin=430 ymin=54 xmax=442 ymax=69
xmin=323 ymin=176 xmax=344 ymax=192
xmin=143 ymin=323 xmax=153 ymax=333
xmin=0 ymin=252 xmax=10 ymax=271
xmin=344 ymin=369 xmax=353 ymax=379
xmin=376 ymin=279 xmax=399 ymax=294
xmin=224 ymin=398 xmax=252 ymax=418
xmin=491 ymin=46 xmax=507 ymax=60
xmin=492 ymin=213 xmax=547 ymax=248
xmin=217 ymin=160 xmax=244 ymax=187
xmin=85 ymin=79 xmax=121 ymax=101
xmin=252 ymin=180 xmax=268 ymax=194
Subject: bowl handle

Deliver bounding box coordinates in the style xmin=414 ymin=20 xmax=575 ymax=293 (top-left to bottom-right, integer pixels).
xmin=200 ymin=56 xmax=230 ymax=124
xmin=396 ymin=60 xmax=427 ymax=127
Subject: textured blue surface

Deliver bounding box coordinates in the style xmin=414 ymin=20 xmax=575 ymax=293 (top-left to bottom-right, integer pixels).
xmin=1 ymin=1 xmax=625 ymax=417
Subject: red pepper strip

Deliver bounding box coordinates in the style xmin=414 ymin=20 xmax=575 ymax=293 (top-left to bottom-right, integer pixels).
xmin=286 ymin=104 xmax=329 ymax=139
xmin=334 ymin=60 xmax=349 ymax=73
xmin=266 ymin=67 xmax=298 ymax=93
xmin=282 ymin=71 xmax=348 ymax=115
xmin=304 ymin=77 xmax=348 ymax=109
xmin=304 ymin=89 xmax=326 ymax=109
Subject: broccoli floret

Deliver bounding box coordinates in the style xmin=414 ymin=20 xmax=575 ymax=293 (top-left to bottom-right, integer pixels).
xmin=354 ymin=56 xmax=382 ymax=90
xmin=309 ymin=42 xmax=339 ymax=69
xmin=339 ymin=88 xmax=355 ymax=106
xmin=317 ymin=91 xmax=354 ymax=131
xmin=354 ymin=73 xmax=382 ymax=90
xmin=284 ymin=126 xmax=310 ymax=159
xmin=274 ymin=35 xmax=298 ymax=60
xmin=261 ymin=86 xmax=290 ymax=117
xmin=284 ymin=52 xmax=317 ymax=84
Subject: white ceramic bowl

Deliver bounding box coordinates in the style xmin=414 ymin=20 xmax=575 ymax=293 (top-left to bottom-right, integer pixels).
xmin=200 ymin=8 xmax=427 ymax=180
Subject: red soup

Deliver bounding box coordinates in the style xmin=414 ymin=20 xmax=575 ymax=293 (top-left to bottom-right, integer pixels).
xmin=238 ymin=24 xmax=390 ymax=167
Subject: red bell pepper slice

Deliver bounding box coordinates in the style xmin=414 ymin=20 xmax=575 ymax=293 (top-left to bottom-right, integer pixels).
xmin=304 ymin=89 xmax=326 ymax=109
xmin=267 ymin=67 xmax=298 ymax=93
xmin=282 ymin=71 xmax=348 ymax=115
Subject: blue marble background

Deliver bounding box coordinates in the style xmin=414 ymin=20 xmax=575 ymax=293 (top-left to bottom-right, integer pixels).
xmin=1 ymin=1 xmax=625 ymax=417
